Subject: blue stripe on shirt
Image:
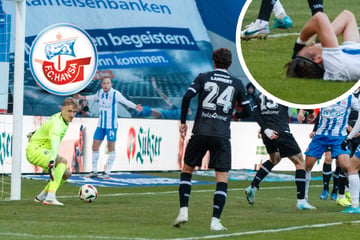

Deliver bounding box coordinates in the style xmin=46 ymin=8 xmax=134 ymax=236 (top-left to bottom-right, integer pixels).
xmin=112 ymin=91 xmax=116 ymax=129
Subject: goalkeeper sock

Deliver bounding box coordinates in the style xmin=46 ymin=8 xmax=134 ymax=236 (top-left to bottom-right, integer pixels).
xmin=212 ymin=182 xmax=228 ymax=219
xmin=92 ymin=151 xmax=99 ymax=173
xmin=322 ymin=163 xmax=332 ymax=191
xmin=251 ymin=160 xmax=274 ymax=189
xmin=44 ymin=179 xmax=65 ymax=193
xmin=48 ymin=163 xmax=67 ymax=194
xmin=105 ymin=151 xmax=116 ymax=175
xmin=179 ymin=172 xmax=192 ymax=207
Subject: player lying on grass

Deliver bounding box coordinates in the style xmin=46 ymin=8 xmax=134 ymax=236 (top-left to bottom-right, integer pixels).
xmin=286 ymin=10 xmax=360 ymax=81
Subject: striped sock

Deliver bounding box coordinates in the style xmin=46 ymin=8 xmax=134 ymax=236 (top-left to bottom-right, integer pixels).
xmin=251 ymin=160 xmax=274 ymax=189
xmin=213 ymin=182 xmax=228 ymax=219
xmin=295 ymin=169 xmax=306 ymax=200
xmin=179 ymin=172 xmax=192 ymax=208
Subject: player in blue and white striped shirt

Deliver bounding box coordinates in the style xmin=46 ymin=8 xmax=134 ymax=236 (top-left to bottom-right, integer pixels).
xmin=75 ymin=77 xmax=142 ymax=179
xmin=304 ymin=94 xmax=360 ymax=212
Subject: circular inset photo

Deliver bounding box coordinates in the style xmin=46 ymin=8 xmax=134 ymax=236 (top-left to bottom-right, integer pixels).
xmin=236 ymin=0 xmax=360 ymax=108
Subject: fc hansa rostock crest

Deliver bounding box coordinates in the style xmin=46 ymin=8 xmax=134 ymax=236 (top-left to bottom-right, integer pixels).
xmin=29 ymin=23 xmax=97 ymax=96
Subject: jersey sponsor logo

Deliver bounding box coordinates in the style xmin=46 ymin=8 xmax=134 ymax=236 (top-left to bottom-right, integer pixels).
xmin=29 ymin=23 xmax=97 ymax=96
xmin=201 ymin=111 xmax=228 ymax=121
xmin=0 ymin=131 xmax=12 ymax=166
xmin=126 ymin=126 xmax=162 ymax=164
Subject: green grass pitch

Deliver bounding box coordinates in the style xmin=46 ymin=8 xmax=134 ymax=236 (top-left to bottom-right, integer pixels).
xmin=0 ymin=172 xmax=359 ymax=240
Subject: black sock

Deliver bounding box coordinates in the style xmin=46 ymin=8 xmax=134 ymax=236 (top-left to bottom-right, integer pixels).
xmin=295 ymin=169 xmax=306 ymax=199
xmin=257 ymin=0 xmax=275 ymax=21
xmin=322 ymin=163 xmax=332 ymax=191
xmin=179 ymin=172 xmax=192 ymax=207
xmin=338 ymin=170 xmax=347 ymax=195
xmin=251 ymin=160 xmax=274 ymax=189
xmin=307 ymin=0 xmax=323 ymax=15
xmin=332 ymin=167 xmax=341 ymax=193
xmin=213 ymin=182 xmax=228 ymax=219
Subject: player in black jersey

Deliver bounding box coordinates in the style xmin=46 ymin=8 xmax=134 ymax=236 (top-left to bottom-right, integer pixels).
xmin=245 ymin=93 xmax=316 ymax=210
xmin=173 ymin=48 xmax=251 ymax=231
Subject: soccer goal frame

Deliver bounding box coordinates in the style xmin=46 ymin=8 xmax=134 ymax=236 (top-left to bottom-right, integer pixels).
xmin=10 ymin=0 xmax=26 ymax=200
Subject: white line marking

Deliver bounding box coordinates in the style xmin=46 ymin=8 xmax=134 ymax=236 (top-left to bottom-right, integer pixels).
xmin=268 ymin=32 xmax=300 ymax=38
xmin=1 ymin=220 xmax=359 ymax=239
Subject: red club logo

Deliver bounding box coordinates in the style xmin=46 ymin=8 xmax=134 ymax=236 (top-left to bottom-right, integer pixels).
xmin=29 ymin=23 xmax=97 ymax=96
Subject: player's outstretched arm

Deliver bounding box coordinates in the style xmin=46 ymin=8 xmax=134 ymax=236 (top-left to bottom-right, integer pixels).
xmin=135 ymin=104 xmax=143 ymax=112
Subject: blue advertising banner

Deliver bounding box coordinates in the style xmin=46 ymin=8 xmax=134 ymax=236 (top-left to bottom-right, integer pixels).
xmin=4 ymin=0 xmax=214 ymax=118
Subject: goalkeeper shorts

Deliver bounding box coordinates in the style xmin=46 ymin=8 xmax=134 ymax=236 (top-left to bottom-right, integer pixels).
xmin=26 ymin=146 xmax=51 ymax=170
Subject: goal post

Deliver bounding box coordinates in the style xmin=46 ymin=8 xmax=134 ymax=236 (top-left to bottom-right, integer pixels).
xmin=10 ymin=0 xmax=25 ymax=200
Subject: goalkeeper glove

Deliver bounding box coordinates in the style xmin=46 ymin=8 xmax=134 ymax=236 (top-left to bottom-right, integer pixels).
xmin=341 ymin=139 xmax=349 ymax=151
xmin=48 ymin=160 xmax=55 ymax=181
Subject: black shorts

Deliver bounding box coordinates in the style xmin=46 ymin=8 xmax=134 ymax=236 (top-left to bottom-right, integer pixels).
xmin=184 ymin=135 xmax=231 ymax=172
xmin=262 ymin=131 xmax=301 ymax=158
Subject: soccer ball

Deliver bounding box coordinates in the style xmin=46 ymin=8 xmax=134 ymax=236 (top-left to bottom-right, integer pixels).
xmin=78 ymin=184 xmax=98 ymax=203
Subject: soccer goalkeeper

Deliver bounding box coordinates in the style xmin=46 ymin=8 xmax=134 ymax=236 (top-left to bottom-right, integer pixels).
xmin=26 ymin=97 xmax=79 ymax=206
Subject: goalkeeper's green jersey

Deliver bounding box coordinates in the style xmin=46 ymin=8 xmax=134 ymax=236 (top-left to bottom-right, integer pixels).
xmin=28 ymin=112 xmax=69 ymax=161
